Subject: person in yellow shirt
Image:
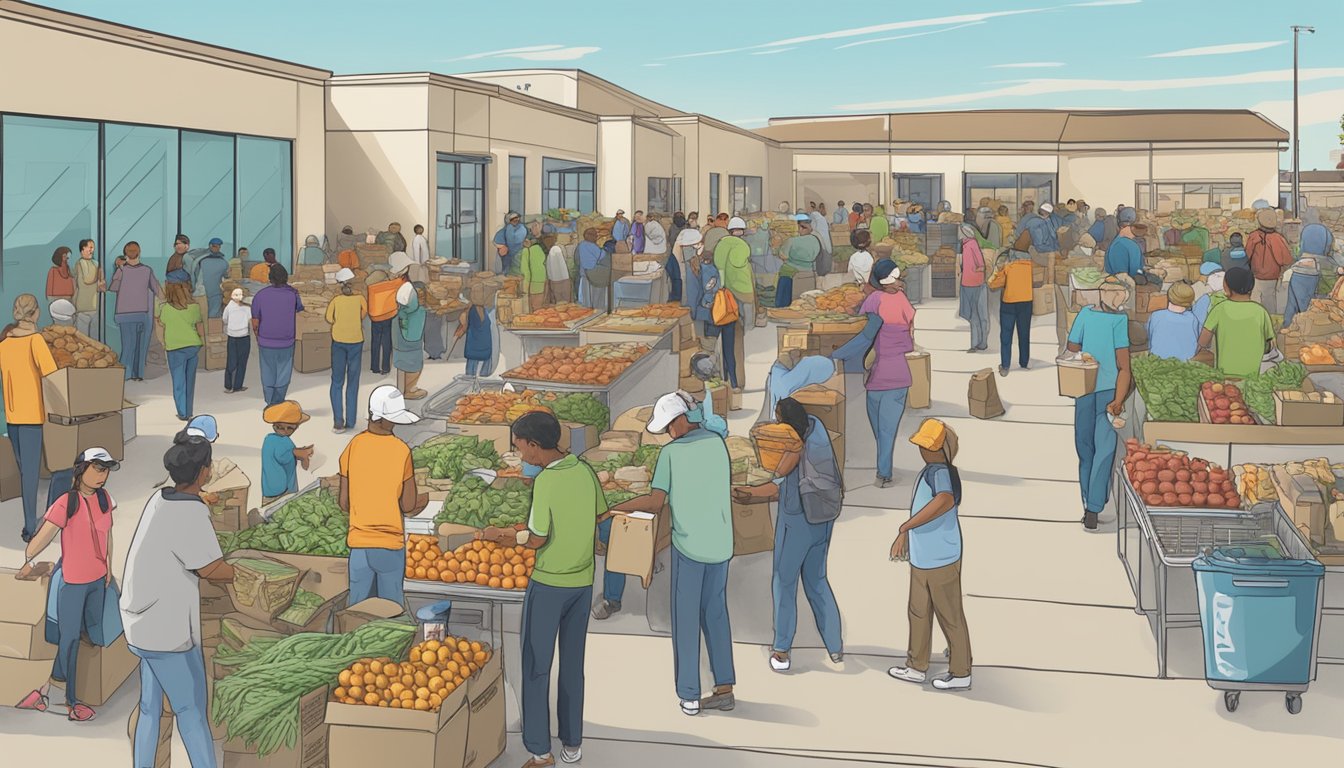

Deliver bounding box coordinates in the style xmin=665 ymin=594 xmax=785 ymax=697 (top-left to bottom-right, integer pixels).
xmin=0 ymin=294 xmax=59 ymax=542
xmin=326 ymin=268 xmax=369 ymax=433
xmin=339 ymin=386 xmax=428 ymax=605
xmin=987 ymin=250 xmax=1035 ymax=376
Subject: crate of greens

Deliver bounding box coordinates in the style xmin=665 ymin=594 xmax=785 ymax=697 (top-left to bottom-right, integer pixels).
xmin=433 ymin=474 xmax=532 ymax=530
xmin=218 ymin=488 xmax=350 ymax=557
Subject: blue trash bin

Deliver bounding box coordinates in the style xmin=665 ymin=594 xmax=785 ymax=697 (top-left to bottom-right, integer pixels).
xmin=1193 ymin=547 xmax=1324 ymax=714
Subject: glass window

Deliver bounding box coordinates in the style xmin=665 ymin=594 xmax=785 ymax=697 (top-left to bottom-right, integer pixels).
xmin=963 ymin=173 xmax=1057 ymax=223
xmin=180 ymin=131 xmax=235 ymax=264
xmin=542 ymin=157 xmax=596 ymax=213
xmin=647 ymin=177 xmax=673 ymax=214
xmin=729 ymin=175 xmax=762 ymax=214
xmin=709 ymin=172 xmax=720 ymax=216
xmin=237 ymin=136 xmax=292 ymax=265
xmin=1135 ymin=182 xmax=1243 ymax=213
xmin=894 ymin=174 xmax=943 ymax=210
xmin=508 ymin=156 xmax=525 ymax=215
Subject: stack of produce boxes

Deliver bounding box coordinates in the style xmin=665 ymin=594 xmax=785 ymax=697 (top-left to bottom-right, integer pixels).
xmin=39 ymin=327 xmax=126 ymax=471
xmin=1239 ymin=459 xmax=1344 ymax=563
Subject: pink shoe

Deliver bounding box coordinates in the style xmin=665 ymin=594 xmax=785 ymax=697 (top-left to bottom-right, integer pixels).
xmin=67 ymin=703 xmax=96 ymax=722
xmin=16 ymin=689 xmax=48 ymax=712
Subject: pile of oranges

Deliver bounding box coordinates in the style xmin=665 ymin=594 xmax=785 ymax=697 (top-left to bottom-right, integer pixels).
xmin=510 ymin=302 xmax=594 ymax=328
xmin=404 ymin=535 xmax=534 ymax=590
xmin=332 ymin=637 xmax=492 ymax=712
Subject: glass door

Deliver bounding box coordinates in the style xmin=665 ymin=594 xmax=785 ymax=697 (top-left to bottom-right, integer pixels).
xmin=895 ymin=174 xmax=943 ymax=210
xmin=435 ymin=155 xmax=487 ymax=265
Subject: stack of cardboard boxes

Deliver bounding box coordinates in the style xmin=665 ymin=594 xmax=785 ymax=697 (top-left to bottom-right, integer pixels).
xmin=41 ymin=364 xmax=126 ymax=472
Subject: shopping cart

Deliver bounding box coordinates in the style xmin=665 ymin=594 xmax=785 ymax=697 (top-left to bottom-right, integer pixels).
xmin=1193 ymin=546 xmax=1325 ymax=714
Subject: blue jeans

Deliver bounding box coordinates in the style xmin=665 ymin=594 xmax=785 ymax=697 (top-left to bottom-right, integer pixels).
xmin=167 ymin=346 xmax=199 ymax=419
xmin=369 ymin=319 xmax=393 ymax=373
xmin=130 ymin=644 xmax=216 ymax=768
xmin=521 ymin=581 xmax=592 ymax=756
xmin=258 ymin=345 xmax=295 ymax=406
xmin=772 ymin=514 xmax=843 ymax=655
xmin=666 ymin=255 xmax=683 ymax=303
xmin=225 ymin=335 xmax=250 ymax=391
xmin=466 ymin=358 xmax=487 ymax=376
xmin=116 ymin=312 xmax=150 ymax=379
xmin=775 ymin=275 xmax=794 ymax=308
xmin=595 ymin=518 xmax=628 ymax=603
xmin=670 ymin=547 xmax=735 ymax=700
xmin=719 ymin=321 xmax=739 ymax=389
xmin=999 ymin=300 xmax=1032 ymax=369
xmin=53 ymin=579 xmax=105 ymax=705
xmin=1075 ymin=389 xmax=1119 ymax=514
xmin=8 ymin=424 xmax=44 ymax=538
xmin=330 ymin=341 xmax=363 ymax=428
xmin=348 ymin=547 xmax=406 ymax=605
xmin=866 ymin=387 xmax=908 ymax=481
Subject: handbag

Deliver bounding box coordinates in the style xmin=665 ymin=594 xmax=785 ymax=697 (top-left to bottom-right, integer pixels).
xmin=798 ymin=422 xmax=843 ymax=524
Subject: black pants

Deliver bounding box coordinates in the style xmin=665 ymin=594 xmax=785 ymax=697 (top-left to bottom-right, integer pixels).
xmin=521 ymin=581 xmax=591 ymax=756
xmin=999 ymin=301 xmax=1033 ymax=369
xmin=225 ymin=335 xmax=250 ymax=391
xmin=369 ymin=319 xmax=393 ymax=373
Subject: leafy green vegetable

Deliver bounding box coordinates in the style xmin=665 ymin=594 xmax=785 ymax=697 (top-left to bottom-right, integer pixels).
xmin=275 ymin=589 xmax=325 ymax=626
xmin=434 ymin=475 xmax=532 ymax=529
xmin=603 ymin=489 xmax=638 ymax=508
xmin=1133 ymin=356 xmax=1222 ymax=422
xmin=218 ymin=490 xmax=349 ymax=557
xmin=412 ymin=435 xmax=501 ymax=481
xmin=1071 ymin=267 xmax=1106 ymax=288
xmin=1243 ymin=361 xmax=1308 ymax=424
xmin=550 ymin=393 xmax=610 ymax=430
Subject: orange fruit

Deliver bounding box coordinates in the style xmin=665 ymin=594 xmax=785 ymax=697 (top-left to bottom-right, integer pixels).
xmin=488 ymin=576 xmax=502 ymax=588
xmin=351 ymin=662 xmax=366 ymax=676
xmin=456 ymin=572 xmax=469 ymax=583
xmin=349 ymin=685 xmax=364 ymax=700
xmin=362 ymin=672 xmax=375 ymax=686
xmin=334 ymin=686 xmax=347 ymax=699
xmin=501 ymin=577 xmax=515 ymax=589
xmin=475 ymin=573 xmax=490 ymax=586
xmin=420 ymin=651 xmax=436 ymax=665
xmin=389 ymin=699 xmax=402 ymax=708
xmin=384 ymin=663 xmax=400 ymax=678
xmin=517 ymin=575 xmax=529 ymax=588
xmin=489 ymin=564 xmax=503 ymax=577
xmin=414 ymin=566 xmax=427 ymax=580
xmin=426 ymin=567 xmax=440 ymax=581
xmin=338 ymin=670 xmax=353 ymax=687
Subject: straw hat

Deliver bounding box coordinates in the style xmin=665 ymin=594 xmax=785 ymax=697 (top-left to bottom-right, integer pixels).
xmin=263 ymin=401 xmax=311 ymax=425
xmin=1255 ymin=208 xmax=1278 ymax=230
xmin=1167 ymin=281 xmax=1195 ymax=309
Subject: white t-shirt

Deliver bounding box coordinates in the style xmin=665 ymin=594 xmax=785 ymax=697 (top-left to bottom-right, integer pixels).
xmin=120 ymin=490 xmax=224 ymax=653
xmin=545 ymin=246 xmax=570 ymax=282
xmin=221 ymin=302 xmax=251 ymax=338
xmin=411 ymin=234 xmax=430 ymax=265
xmin=849 ymin=249 xmax=875 ymax=286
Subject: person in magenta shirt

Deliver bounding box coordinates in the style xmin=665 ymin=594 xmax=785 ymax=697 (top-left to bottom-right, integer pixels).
xmin=16 ymin=447 xmax=120 ymax=721
xmin=831 ymin=259 xmax=915 ymax=488
xmin=957 ymin=224 xmax=989 ymax=352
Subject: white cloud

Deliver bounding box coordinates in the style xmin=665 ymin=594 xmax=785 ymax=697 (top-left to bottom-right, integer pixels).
xmin=1251 ymin=88 xmax=1344 ymax=130
xmin=446 ymin=44 xmax=599 ymax=63
xmin=1149 ymin=41 xmax=1286 ymax=58
xmin=1069 ymin=0 xmax=1141 ymax=6
xmin=988 ymin=61 xmax=1065 ymax=69
xmin=642 ymin=63 xmax=665 ymax=68
xmin=836 ymin=67 xmax=1344 ymax=111
xmin=750 ymin=48 xmax=796 ymax=56
xmin=835 ymin=22 xmax=985 ymax=50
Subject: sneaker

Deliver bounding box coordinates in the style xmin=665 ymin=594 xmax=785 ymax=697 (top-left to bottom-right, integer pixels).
xmin=998 ymin=366 xmax=1009 ymax=377
xmin=887 ymin=666 xmax=927 ymax=684
xmin=1020 ymin=362 xmax=1030 ymax=370
xmin=16 ymin=689 xmax=48 ymax=712
xmin=224 ymin=388 xmax=234 ymax=394
xmin=932 ymin=674 xmax=972 ymax=691
xmin=1082 ymin=511 xmax=1099 ymax=530
xmin=680 ymin=699 xmax=701 ymax=716
xmin=976 ymin=345 xmax=989 ymax=351
xmin=701 ymin=690 xmax=735 ymax=712
xmin=333 ymin=425 xmax=347 ymax=434
xmin=591 ymin=600 xmax=622 ymax=620
xmin=769 ymin=652 xmax=791 ymax=672
xmin=829 ymin=652 xmax=844 ymax=664
xmin=560 ymin=746 xmax=582 ymax=764
xmin=876 ymin=476 xmax=894 ymax=489
xmin=235 ymin=386 xmax=248 ymax=393
xmin=67 ymin=703 xmax=96 ymax=721
xmin=966 ymin=348 xmax=979 ymax=354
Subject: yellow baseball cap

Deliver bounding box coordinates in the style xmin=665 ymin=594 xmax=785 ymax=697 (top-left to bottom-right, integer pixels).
xmin=910 ymin=418 xmax=947 ymax=452
xmin=263 ymin=401 xmax=311 ymax=425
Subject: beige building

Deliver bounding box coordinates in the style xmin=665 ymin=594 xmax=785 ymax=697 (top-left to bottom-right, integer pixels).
xmin=758 ymin=110 xmax=1287 ymax=220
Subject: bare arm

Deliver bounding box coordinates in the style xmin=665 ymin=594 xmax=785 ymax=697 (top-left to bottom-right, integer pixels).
xmin=197 ymin=558 xmax=235 ymax=583
xmin=24 ymin=521 xmax=61 ymax=561
xmin=1198 ymin=327 xmax=1214 ymax=350
xmin=1066 ymin=341 xmax=1082 ymax=353
xmin=399 ymin=476 xmax=429 ymax=516
xmin=1108 ymin=348 xmax=1132 ymax=416
xmin=338 ymin=474 xmax=349 ymax=514
xmin=901 ymin=492 xmax=956 ymax=533
xmin=602 ymin=488 xmax=668 ymax=521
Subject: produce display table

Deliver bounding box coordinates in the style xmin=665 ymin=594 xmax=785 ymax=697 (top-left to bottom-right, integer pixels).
xmin=498 ymin=312 xmax=603 ymax=367
xmin=501 ymin=345 xmax=677 ymax=425
xmin=1134 ymin=394 xmax=1344 ymax=467
xmin=1114 ymin=470 xmax=1314 ymax=678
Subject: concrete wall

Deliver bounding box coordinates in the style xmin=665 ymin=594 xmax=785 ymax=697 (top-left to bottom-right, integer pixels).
xmin=696 ymin=122 xmax=775 ymax=213
xmin=631 ymin=121 xmax=676 ymax=212
xmin=597 ymin=118 xmax=634 ymax=215
xmin=1061 ymin=148 xmax=1279 ymax=211
xmin=454 ymin=71 xmax=579 ymax=109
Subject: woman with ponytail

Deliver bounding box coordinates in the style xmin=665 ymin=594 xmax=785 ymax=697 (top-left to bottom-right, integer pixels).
xmin=0 ymin=294 xmax=59 ymax=542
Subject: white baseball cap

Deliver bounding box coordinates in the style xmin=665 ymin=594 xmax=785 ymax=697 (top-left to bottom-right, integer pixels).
xmin=77 ymin=447 xmax=120 ymax=469
xmin=646 ymin=391 xmax=694 ymax=434
xmin=369 ymin=385 xmax=420 ymax=425
xmin=49 ymin=299 xmax=76 ymax=321
xmin=387 ymin=251 xmax=413 ymax=275
xmin=334 ymin=267 xmax=355 ymax=283
xmin=727 ymin=217 xmax=746 ymax=230
xmin=674 ymin=229 xmax=703 ymax=248
xmin=1040 ymin=203 xmax=1054 ymax=214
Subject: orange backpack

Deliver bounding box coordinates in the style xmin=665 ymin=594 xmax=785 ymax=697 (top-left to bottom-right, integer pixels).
xmin=711 ymin=288 xmax=740 ymax=326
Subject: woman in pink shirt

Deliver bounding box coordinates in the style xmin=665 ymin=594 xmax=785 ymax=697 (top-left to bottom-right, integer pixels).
xmin=16 ymin=448 xmax=119 ymax=721
xmin=831 ymin=259 xmax=916 ymax=488
xmin=957 ymin=224 xmax=989 ymax=352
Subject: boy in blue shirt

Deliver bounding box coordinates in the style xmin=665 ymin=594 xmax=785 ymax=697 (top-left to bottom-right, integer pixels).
xmin=261 ymin=401 xmax=313 ymax=504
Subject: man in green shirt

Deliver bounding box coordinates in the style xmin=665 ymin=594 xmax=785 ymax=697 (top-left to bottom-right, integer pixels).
xmin=610 ymin=391 xmax=736 ymax=717
xmin=1199 ymin=266 xmax=1275 ymax=380
xmin=715 ymin=218 xmax=755 ymax=396
xmin=776 ymin=215 xmax=820 ymax=308
xmin=73 ymin=238 xmax=102 ymax=338
xmin=519 ymin=237 xmax=549 ymax=312
xmin=485 ymin=411 xmax=602 ymax=768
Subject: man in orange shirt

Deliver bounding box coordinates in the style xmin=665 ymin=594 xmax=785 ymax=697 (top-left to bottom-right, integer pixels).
xmin=248 ymin=248 xmax=280 ymax=283
xmin=367 ymin=252 xmax=412 ymax=376
xmin=339 ymin=386 xmax=428 ymax=605
xmin=988 ymin=250 xmax=1034 ymax=377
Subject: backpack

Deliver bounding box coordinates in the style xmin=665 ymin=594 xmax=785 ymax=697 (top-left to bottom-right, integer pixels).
xmin=916 ymin=463 xmax=963 ymax=506
xmin=813 ymin=234 xmax=832 ymax=277
xmin=798 ymin=422 xmax=843 ymax=525
xmin=711 ymin=288 xmax=740 ymax=326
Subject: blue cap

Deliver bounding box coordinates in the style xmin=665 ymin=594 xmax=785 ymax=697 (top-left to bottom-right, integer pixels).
xmin=185 ymin=415 xmax=218 ymax=442
xmin=209 ymin=237 xmax=223 ymax=246
xmin=1200 ymin=262 xmax=1223 ymax=276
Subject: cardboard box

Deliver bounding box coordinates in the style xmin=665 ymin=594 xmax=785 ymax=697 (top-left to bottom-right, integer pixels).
xmin=0 ymin=655 xmax=59 ymax=710
xmin=294 ymin=333 xmax=332 ymax=374
xmin=42 ymin=366 xmax=126 ymax=420
xmin=206 ymin=459 xmax=252 ymax=532
xmin=74 ymin=634 xmax=140 ymax=706
xmin=1275 ymin=385 xmax=1344 ymax=427
xmin=43 ymin=412 xmax=123 ymax=470
xmin=613 ymin=406 xmax=670 ymax=447
xmin=445 ymin=420 xmax=586 ymax=455
xmin=731 ymin=501 xmax=774 ymax=556
xmin=968 ymin=369 xmax=1005 ymax=420
xmin=463 ymin=653 xmax=505 ymax=768
xmin=706 ymin=383 xmax=729 ymax=421
xmin=605 ymin=507 xmax=671 ymax=588
xmin=1032 ymin=285 xmax=1056 ymax=316
xmin=122 ymin=399 xmax=139 ymax=444
xmin=791 ymin=384 xmax=845 ymax=436
xmin=264 ymin=552 xmax=350 ymax=635
xmin=828 ymin=429 xmax=845 ymax=474
xmin=0 ymin=568 xmax=56 ymax=660
xmin=295 ymin=312 xmax=332 ymax=337
xmin=205 ymin=334 xmax=228 ymax=371
xmin=335 ymin=598 xmax=407 ymax=635
xmin=1273 ymin=465 xmax=1327 ymax=546
xmin=1057 ymin=358 xmax=1099 ymax=398
xmin=906 ymin=352 xmax=931 ymax=409
xmin=224 ymin=686 xmax=329 ymax=768
xmin=0 ymin=437 xmax=21 ymax=503
xmin=680 ymin=373 xmax=705 ymax=394
xmin=327 ymin=682 xmax=467 ymax=768
xmin=227 ymin=554 xmax=305 ymax=623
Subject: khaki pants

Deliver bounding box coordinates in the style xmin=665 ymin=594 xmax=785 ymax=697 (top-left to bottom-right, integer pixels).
xmin=907 ymin=560 xmax=972 ymax=677
xmin=397 ymin=369 xmax=424 ymax=399
xmin=528 ymin=290 xmax=546 ymax=312
xmin=1252 ymin=278 xmax=1280 ymax=315
xmin=732 ymin=298 xmax=753 ymax=391
xmin=548 ymin=279 xmax=573 ymax=305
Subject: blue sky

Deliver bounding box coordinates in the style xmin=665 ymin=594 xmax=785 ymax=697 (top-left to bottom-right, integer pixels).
xmin=46 ymin=0 xmax=1344 ymax=167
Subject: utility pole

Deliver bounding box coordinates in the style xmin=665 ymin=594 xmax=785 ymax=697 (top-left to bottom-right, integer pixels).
xmin=1291 ymin=25 xmax=1315 ymax=218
